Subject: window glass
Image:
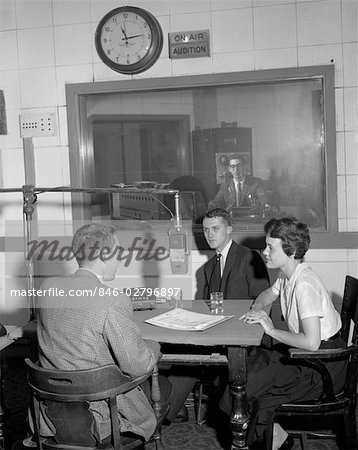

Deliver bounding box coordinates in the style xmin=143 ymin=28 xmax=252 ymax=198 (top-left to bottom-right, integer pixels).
xmin=83 ymin=77 xmax=326 ymax=231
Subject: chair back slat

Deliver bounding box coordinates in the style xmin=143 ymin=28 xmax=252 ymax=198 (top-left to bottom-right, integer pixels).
xmin=341 ymin=275 xmax=358 ymax=345
xmin=340 ymin=276 xmax=358 ymax=398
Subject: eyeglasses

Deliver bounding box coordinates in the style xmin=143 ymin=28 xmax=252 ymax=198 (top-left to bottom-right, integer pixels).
xmin=229 ymin=164 xmax=244 ymax=169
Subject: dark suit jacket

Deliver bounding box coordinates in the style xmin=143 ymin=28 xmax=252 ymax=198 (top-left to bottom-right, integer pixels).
xmin=200 ymin=241 xmax=270 ymax=300
xmin=209 ymin=175 xmax=262 ymax=209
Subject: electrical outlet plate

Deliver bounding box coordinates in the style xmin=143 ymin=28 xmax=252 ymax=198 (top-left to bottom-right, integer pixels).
xmin=19 ymin=112 xmax=57 ymax=138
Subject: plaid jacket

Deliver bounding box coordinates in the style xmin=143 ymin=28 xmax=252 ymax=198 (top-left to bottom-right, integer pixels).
xmin=36 ymin=269 xmax=160 ymax=442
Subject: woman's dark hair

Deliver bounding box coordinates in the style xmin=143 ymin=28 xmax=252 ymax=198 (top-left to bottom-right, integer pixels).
xmin=264 ymin=217 xmax=310 ymax=260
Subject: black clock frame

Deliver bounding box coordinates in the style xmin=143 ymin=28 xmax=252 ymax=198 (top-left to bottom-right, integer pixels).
xmin=95 ymin=6 xmax=163 ymax=75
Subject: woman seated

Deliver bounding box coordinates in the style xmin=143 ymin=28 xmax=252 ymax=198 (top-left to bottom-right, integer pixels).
xmin=219 ymin=217 xmax=347 ymax=450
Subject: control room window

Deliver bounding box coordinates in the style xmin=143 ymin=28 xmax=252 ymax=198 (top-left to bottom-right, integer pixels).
xmin=67 ymin=65 xmax=337 ymax=239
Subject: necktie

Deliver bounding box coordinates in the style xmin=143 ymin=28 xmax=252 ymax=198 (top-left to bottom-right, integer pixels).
xmin=208 ymin=253 xmax=222 ymax=296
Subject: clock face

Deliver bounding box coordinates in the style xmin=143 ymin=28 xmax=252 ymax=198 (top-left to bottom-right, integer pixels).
xmin=95 ymin=6 xmax=163 ymax=75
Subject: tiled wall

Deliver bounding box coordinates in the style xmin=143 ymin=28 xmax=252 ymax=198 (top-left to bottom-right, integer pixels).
xmin=0 ymin=0 xmax=357 ymax=323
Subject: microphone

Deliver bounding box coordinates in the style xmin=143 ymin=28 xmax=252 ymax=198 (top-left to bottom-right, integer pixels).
xmin=168 ymin=192 xmax=188 ymax=274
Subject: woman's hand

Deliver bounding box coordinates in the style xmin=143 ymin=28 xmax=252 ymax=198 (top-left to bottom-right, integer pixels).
xmin=240 ymin=309 xmax=274 ymax=334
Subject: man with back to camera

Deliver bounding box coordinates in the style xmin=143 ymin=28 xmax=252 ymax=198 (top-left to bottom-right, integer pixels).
xmin=208 ymin=153 xmax=266 ymax=211
xmin=199 ymin=208 xmax=270 ymax=300
xmin=29 ymin=223 xmax=173 ymax=447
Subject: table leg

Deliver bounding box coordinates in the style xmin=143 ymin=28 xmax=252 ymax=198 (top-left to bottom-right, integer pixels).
xmin=228 ymin=346 xmax=250 ymax=450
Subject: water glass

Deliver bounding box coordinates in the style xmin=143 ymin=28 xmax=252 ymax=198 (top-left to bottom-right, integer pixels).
xmin=210 ymin=292 xmax=224 ymax=314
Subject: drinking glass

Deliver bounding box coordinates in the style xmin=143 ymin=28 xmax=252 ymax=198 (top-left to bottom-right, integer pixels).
xmin=210 ymin=292 xmax=224 ymax=314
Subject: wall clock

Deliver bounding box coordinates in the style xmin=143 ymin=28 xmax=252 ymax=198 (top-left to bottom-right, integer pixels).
xmin=95 ymin=6 xmax=163 ymax=75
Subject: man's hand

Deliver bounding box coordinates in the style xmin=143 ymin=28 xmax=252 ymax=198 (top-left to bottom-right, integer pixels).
xmin=240 ymin=309 xmax=274 ymax=334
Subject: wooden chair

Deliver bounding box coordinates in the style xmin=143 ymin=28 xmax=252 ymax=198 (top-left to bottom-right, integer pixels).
xmin=267 ymin=275 xmax=358 ymax=450
xmin=25 ymin=359 xmax=169 ymax=450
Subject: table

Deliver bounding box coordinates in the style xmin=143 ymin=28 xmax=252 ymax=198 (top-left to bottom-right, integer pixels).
xmin=0 ymin=322 xmax=37 ymax=450
xmin=134 ymin=300 xmax=264 ymax=449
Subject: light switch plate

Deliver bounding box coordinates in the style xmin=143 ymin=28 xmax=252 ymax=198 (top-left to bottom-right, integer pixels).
xmin=19 ymin=111 xmax=57 ymax=138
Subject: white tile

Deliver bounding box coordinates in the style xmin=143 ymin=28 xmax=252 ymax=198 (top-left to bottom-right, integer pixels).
xmin=348 ymin=248 xmax=358 ymax=261
xmin=347 ymin=218 xmax=358 ymax=232
xmin=53 ymin=0 xmax=91 ymax=26
xmin=335 ymin=131 xmax=345 ymax=175
xmin=93 ymin=62 xmax=131 ymax=81
xmin=337 ymin=174 xmax=347 ymax=218
xmin=345 ymin=131 xmax=358 ymax=175
xmin=338 ymin=218 xmax=348 ymax=232
xmin=212 ymin=51 xmax=255 ymax=73
xmin=56 ymin=64 xmax=93 ymax=105
xmin=132 ymin=0 xmax=170 ymax=17
xmin=63 ymin=193 xmax=73 ymax=223
xmin=0 ymin=109 xmax=23 ymax=148
xmin=306 ymin=248 xmax=348 ymax=262
xmin=0 ymin=0 xmax=16 ymax=31
xmin=254 ymin=47 xmax=297 ymax=70
xmin=0 ymin=195 xmax=23 ymax=222
xmin=19 ymin=67 xmax=57 ymax=108
xmin=169 ymin=0 xmax=210 ymax=15
xmin=343 ymin=43 xmax=358 ymax=87
xmin=54 ymin=23 xmax=93 ymax=66
xmin=0 ymin=31 xmax=19 ymax=70
xmin=36 ymin=192 xmax=66 ymax=221
xmin=298 ymin=45 xmax=343 ymax=87
xmin=212 ymin=0 xmax=252 ymax=10
xmin=15 ymin=0 xmax=53 ymax=29
xmin=253 ymin=3 xmax=296 ymax=50
xmin=154 ymin=15 xmax=170 ymax=60
xmin=35 ymin=146 xmax=65 ymax=185
xmin=133 ymin=57 xmax=172 ymax=79
xmin=342 ymin=0 xmax=358 ymax=43
xmin=1 ymin=147 xmax=25 ymax=187
xmin=344 ymin=86 xmax=358 ymax=132
xmin=60 ymin=146 xmax=70 ymax=185
xmin=212 ymin=8 xmax=253 ymax=53
xmin=254 ymin=0 xmax=293 ymax=5
xmin=0 ymin=70 xmax=21 ymax=110
xmin=58 ymin=106 xmax=69 ymax=146
xmin=90 ymin=0 xmax=120 ymax=24
xmin=170 ymin=12 xmax=210 ymax=31
xmin=171 ymin=56 xmax=212 ymax=76
xmin=18 ymin=28 xmax=55 ymax=69
xmin=346 ymin=175 xmax=358 ymax=218
xmin=335 ymin=87 xmax=344 ymax=132
xmin=297 ymin=0 xmax=341 ymax=46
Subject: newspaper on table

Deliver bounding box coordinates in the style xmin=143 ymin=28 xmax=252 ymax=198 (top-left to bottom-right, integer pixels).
xmin=145 ymin=307 xmax=234 ymax=331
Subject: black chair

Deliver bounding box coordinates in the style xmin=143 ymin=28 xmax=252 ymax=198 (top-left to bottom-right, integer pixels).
xmin=267 ymin=275 xmax=358 ymax=450
xmin=25 ymin=359 xmax=169 ymax=450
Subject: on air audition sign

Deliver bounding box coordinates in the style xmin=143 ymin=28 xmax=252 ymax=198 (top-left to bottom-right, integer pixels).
xmin=169 ymin=30 xmax=210 ymax=59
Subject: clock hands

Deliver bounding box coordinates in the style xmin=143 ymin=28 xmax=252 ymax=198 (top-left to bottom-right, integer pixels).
xmin=122 ymin=33 xmax=144 ymax=41
xmin=120 ymin=25 xmax=128 ymax=42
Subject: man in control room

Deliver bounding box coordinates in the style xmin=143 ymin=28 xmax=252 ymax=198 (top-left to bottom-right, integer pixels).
xmin=208 ymin=153 xmax=266 ymax=211
xmin=198 ymin=208 xmax=270 ymax=300
xmin=27 ymin=223 xmax=174 ymax=447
